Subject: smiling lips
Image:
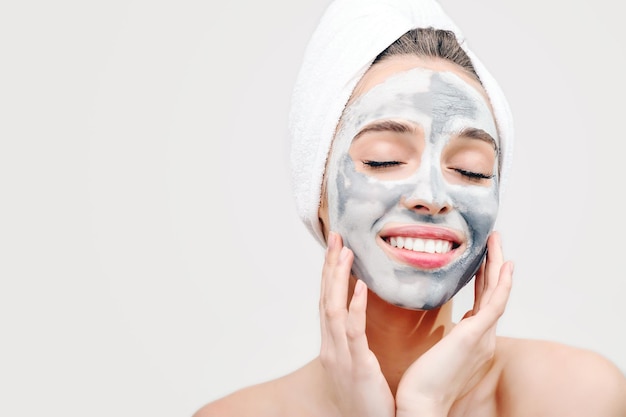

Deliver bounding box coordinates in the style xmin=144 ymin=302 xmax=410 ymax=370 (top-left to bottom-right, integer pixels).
xmin=379 ymin=225 xmax=463 ymax=270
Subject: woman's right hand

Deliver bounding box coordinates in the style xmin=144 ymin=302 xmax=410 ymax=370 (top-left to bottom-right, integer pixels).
xmin=319 ymin=231 xmax=395 ymax=417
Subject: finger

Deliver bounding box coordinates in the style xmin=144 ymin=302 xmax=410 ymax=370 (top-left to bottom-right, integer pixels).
xmin=320 ymin=232 xmax=348 ymax=351
xmin=480 ymin=232 xmax=504 ymax=310
xmin=487 ymin=261 xmax=514 ymax=313
xmin=478 ymin=261 xmax=514 ymax=325
xmin=346 ymin=280 xmax=371 ymax=366
xmin=320 ymin=232 xmax=347 ymax=313
xmin=323 ymin=243 xmax=354 ymax=349
xmin=472 ymin=260 xmax=486 ymax=315
xmin=323 ymin=233 xmax=351 ymax=316
xmin=320 ymin=232 xmax=339 ymax=354
xmin=460 ymin=261 xmax=513 ymax=341
xmin=320 ymin=231 xmax=338 ymax=329
xmin=320 ymin=231 xmax=339 ymax=302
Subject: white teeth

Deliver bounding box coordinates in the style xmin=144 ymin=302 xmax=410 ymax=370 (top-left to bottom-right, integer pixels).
xmin=387 ymin=237 xmax=454 ymax=254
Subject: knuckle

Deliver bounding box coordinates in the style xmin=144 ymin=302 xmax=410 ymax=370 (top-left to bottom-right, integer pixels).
xmin=319 ymin=295 xmax=334 ymax=312
xmin=346 ymin=325 xmax=362 ymax=341
xmin=319 ymin=353 xmax=339 ymax=371
xmin=476 ymin=338 xmax=496 ymax=361
xmin=324 ymin=306 xmax=346 ymax=321
xmin=458 ymin=328 xmax=480 ymax=345
xmin=318 ymin=298 xmax=326 ymax=312
xmin=479 ymin=346 xmax=495 ymax=363
xmin=359 ymin=354 xmax=378 ymax=372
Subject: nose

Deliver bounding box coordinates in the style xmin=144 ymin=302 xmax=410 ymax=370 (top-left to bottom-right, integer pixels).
xmin=402 ymin=196 xmax=451 ymax=215
xmin=402 ymin=166 xmax=451 ymax=215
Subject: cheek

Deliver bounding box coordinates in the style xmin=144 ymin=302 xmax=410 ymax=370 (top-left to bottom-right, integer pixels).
xmin=451 ymin=186 xmax=499 ymax=237
xmin=331 ymin=156 xmax=406 ymax=226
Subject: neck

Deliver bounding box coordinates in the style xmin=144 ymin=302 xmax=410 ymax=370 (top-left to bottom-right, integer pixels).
xmin=353 ymin=278 xmax=454 ymax=395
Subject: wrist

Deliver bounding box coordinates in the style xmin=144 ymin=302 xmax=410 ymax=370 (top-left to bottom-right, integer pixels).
xmin=396 ymin=397 xmax=450 ymax=417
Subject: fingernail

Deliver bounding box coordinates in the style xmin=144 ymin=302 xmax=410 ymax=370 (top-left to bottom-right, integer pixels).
xmin=354 ymin=279 xmax=365 ymax=295
xmin=327 ymin=231 xmax=336 ymax=252
xmin=339 ymin=246 xmax=350 ymax=262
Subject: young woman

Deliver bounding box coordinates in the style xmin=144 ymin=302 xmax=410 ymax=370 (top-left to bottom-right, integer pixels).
xmin=195 ymin=0 xmax=626 ymax=415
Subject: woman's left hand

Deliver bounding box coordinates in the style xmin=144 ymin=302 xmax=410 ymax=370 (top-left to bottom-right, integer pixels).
xmin=394 ymin=232 xmax=514 ymax=417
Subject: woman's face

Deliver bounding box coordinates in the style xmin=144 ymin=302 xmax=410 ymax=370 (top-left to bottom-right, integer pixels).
xmin=322 ymin=56 xmax=500 ymax=310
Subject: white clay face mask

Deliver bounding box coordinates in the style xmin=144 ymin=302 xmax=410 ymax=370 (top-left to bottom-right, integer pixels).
xmin=326 ymin=68 xmax=500 ymax=310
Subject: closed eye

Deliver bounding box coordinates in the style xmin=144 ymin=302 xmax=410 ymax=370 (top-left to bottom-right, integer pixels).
xmin=453 ymin=168 xmax=493 ymax=180
xmin=363 ymin=160 xmax=405 ymax=169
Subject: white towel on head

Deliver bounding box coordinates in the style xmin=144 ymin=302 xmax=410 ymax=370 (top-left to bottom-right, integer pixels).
xmin=288 ymin=0 xmax=514 ymax=246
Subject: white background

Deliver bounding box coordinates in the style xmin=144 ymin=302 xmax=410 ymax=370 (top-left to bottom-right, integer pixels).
xmin=1 ymin=0 xmax=625 ymax=415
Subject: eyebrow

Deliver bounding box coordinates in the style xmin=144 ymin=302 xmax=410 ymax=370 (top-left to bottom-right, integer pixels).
xmin=457 ymin=127 xmax=498 ymax=152
xmin=354 ymin=122 xmax=496 ymax=147
xmin=353 ymin=120 xmax=418 ymax=140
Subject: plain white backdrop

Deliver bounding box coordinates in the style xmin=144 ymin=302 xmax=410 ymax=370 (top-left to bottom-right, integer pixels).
xmin=1 ymin=0 xmax=624 ymax=415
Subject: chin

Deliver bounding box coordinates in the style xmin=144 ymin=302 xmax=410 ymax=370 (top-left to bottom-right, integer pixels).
xmin=356 ymin=267 xmax=461 ymax=311
xmin=380 ymin=284 xmax=458 ymax=311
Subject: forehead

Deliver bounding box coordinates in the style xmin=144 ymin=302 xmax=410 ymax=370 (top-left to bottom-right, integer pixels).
xmin=341 ymin=64 xmax=499 ymax=144
xmin=350 ymin=55 xmax=489 ymax=104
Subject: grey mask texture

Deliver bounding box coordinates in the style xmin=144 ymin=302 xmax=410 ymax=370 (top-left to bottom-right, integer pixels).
xmin=326 ymin=68 xmax=500 ymax=310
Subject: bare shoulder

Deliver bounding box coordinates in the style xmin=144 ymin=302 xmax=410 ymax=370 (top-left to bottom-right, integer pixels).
xmin=193 ymin=358 xmax=329 ymax=417
xmin=192 ymin=379 xmax=280 ymax=417
xmin=497 ymin=337 xmax=626 ymax=416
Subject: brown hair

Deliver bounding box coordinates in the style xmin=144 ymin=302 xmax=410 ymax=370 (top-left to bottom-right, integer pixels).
xmin=372 ymin=28 xmax=480 ymax=84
